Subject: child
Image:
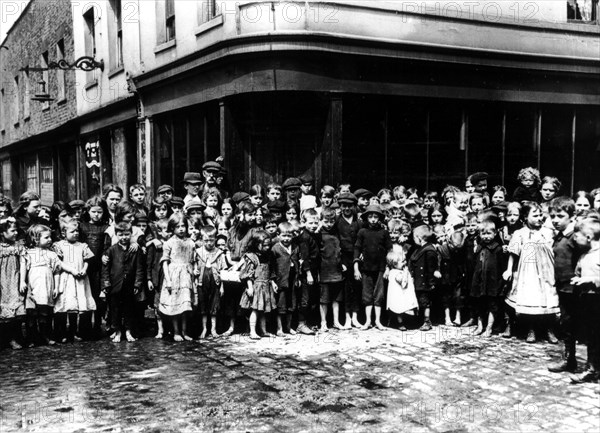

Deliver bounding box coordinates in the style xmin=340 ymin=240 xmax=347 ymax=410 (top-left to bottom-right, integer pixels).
xmin=53 ymin=220 xmax=96 ymax=342
xmin=239 ymin=230 xmax=278 ymax=339
xmin=423 ymin=191 xmax=439 ymax=210
xmin=354 ymin=189 xmax=373 ymax=215
xmin=221 ymin=199 xmax=234 ymax=219
xmin=354 ymin=204 xmax=393 ymax=330
xmin=149 ymin=196 xmax=172 ymax=222
xmin=196 ymin=225 xmax=227 ymax=339
xmin=296 ymin=209 xmax=320 ymax=335
xmin=470 ymin=220 xmax=505 ymax=337
xmin=446 ymin=231 xmax=467 ymax=326
xmin=147 ymin=219 xmax=170 ymax=339
xmin=427 ymin=203 xmax=446 ymax=226
xmin=336 ymin=192 xmax=362 ymax=328
xmin=503 ymin=201 xmax=559 ymax=343
xmin=102 ymin=222 xmax=145 ymax=342
xmin=25 ymin=225 xmax=62 ymax=346
xmin=129 ymin=183 xmax=149 ymax=216
xmin=409 ymin=225 xmax=438 ymax=331
xmin=182 ymin=172 xmax=203 ymax=207
xmin=319 ymin=208 xmax=345 ymax=331
xmin=159 ymin=214 xmax=197 ymax=342
xmin=316 ymin=185 xmax=335 ymax=215
xmin=285 ymin=203 xmax=300 ymax=223
xmin=215 ymin=215 xmax=231 ymax=239
xmin=79 ymin=196 xmax=110 ymax=338
xmin=432 ymin=223 xmax=454 ymax=326
xmin=266 ymin=183 xmax=282 ymax=203
xmin=512 ymin=167 xmax=542 ymax=203
xmin=156 ymin=184 xmax=174 ymax=202
xmin=0 ymin=217 xmax=28 ymax=349
xmin=386 ymin=250 xmax=418 ymax=330
xmin=249 ymin=185 xmax=265 ymax=208
xmin=469 ymin=193 xmax=486 ymax=213
xmin=569 ymin=218 xmax=600 ymax=383
xmin=491 ymin=186 xmax=507 ymax=205
xmin=271 ymin=222 xmax=300 ymax=336
xmin=264 ymin=214 xmax=279 ymax=239
xmin=446 ymin=191 xmax=470 ymax=229
xmin=299 ymin=175 xmax=317 ymax=213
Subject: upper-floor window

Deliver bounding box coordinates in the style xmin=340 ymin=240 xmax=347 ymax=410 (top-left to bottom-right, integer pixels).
xmin=568 ymin=0 xmax=599 ymax=21
xmin=56 ymin=39 xmax=66 ymax=101
xmin=13 ymin=76 xmax=19 ymax=125
xmin=166 ymin=0 xmax=176 ymax=41
xmin=83 ymin=6 xmax=97 ymax=84
xmin=198 ymin=0 xmax=218 ymax=24
xmin=0 ymin=88 xmax=5 ymax=131
xmin=23 ymin=69 xmax=30 ymax=119
xmin=156 ymin=0 xmax=176 ymax=48
xmin=40 ymin=52 xmax=50 ymax=110
xmin=108 ymin=0 xmax=124 ymax=71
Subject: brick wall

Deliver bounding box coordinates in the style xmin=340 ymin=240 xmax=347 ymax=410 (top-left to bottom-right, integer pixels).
xmin=0 ymin=0 xmax=77 ymax=149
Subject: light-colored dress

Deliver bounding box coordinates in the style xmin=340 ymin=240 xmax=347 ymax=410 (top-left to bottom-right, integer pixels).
xmin=53 ymin=241 xmax=96 ymax=313
xmin=159 ymin=236 xmax=196 ymax=316
xmin=26 ymin=247 xmax=61 ymax=309
xmin=387 ymin=268 xmax=418 ymax=315
xmin=505 ymin=226 xmax=559 ymax=315
xmin=239 ymin=253 xmax=277 ymax=313
xmin=0 ymin=243 xmax=26 ymax=321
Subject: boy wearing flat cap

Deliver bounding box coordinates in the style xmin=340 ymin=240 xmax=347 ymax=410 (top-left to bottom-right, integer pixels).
xmin=201 ymin=161 xmax=228 ymax=199
xmin=156 ymin=185 xmax=174 ymax=202
xmin=182 ymin=172 xmax=204 ymax=207
xmin=353 ymin=189 xmax=373 ymax=216
xmin=282 ymin=177 xmax=302 ymax=206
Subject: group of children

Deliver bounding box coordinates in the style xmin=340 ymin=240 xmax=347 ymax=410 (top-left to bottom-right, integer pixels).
xmin=0 ymin=164 xmax=599 ymax=384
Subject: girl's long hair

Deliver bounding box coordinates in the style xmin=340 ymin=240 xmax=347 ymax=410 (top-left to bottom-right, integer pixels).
xmin=13 ymin=191 xmax=40 ymax=218
xmin=27 ymin=224 xmax=51 ymax=248
xmin=82 ymin=196 xmax=110 ymax=224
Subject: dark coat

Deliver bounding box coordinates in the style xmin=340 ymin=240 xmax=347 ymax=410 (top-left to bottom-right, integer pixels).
xmin=336 ymin=215 xmax=361 ymax=256
xmin=298 ymin=229 xmax=320 ymax=275
xmin=553 ymin=228 xmax=580 ymax=293
xmin=146 ymin=241 xmax=164 ymax=289
xmin=354 ymin=225 xmax=393 ymax=272
xmin=409 ymin=243 xmax=438 ymax=292
xmin=101 ymin=243 xmax=145 ymax=295
xmin=270 ymin=242 xmax=300 ymax=289
xmin=512 ymin=186 xmax=541 ymax=203
xmin=470 ymin=241 xmax=505 ymax=297
xmin=319 ymin=228 xmax=344 ymax=283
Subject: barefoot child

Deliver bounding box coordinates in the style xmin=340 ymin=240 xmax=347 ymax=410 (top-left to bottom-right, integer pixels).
xmin=239 ymin=230 xmax=278 ymax=339
xmin=0 ymin=217 xmax=28 ymax=349
xmin=409 ymin=224 xmax=438 ymax=331
xmin=102 ymin=222 xmax=145 ymax=342
xmin=354 ymin=204 xmax=393 ymax=330
xmin=319 ymin=208 xmax=345 ymax=331
xmin=271 ymin=222 xmax=300 ymax=336
xmin=159 ymin=214 xmax=197 ymax=342
xmin=386 ymin=250 xmax=418 ymax=331
xmin=147 ymin=219 xmax=170 ymax=339
xmin=196 ymin=225 xmax=227 ymax=338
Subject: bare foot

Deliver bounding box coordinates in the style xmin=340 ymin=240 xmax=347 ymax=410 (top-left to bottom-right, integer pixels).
xmin=173 ymin=334 xmax=184 ymax=342
xmin=461 ymin=319 xmax=475 ymax=327
xmin=333 ymin=322 xmax=344 ymax=330
xmin=351 ymin=317 xmax=363 ymax=328
xmin=9 ymin=340 xmax=22 ymax=350
xmin=289 ymin=328 xmax=297 ymax=335
xmin=125 ymin=331 xmax=137 ymax=342
xmin=473 ymin=326 xmax=484 ymax=336
xmin=375 ymin=322 xmax=387 ymax=331
xmin=452 ymin=320 xmax=461 ymax=327
xmin=264 ymin=332 xmax=276 ymax=338
xmin=183 ymin=334 xmax=194 ymax=341
xmin=444 ymin=319 xmax=454 ymax=327
xmin=361 ymin=323 xmax=371 ymax=331
xmin=276 ymin=330 xmax=285 ymax=337
xmin=483 ymin=327 xmax=493 ymax=338
xmin=222 ymin=328 xmax=234 ymax=337
xmin=155 ymin=332 xmax=163 ymax=339
xmin=211 ymin=331 xmax=220 ymax=338
xmin=199 ymin=330 xmax=207 ymax=340
xmin=342 ymin=322 xmax=352 ymax=330
xmin=112 ymin=333 xmax=122 ymax=343
xmin=249 ymin=333 xmax=261 ymax=340
xmin=319 ymin=324 xmax=329 ymax=333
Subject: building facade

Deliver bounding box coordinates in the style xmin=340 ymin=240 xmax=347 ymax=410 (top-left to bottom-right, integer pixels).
xmin=1 ymin=0 xmax=599 ymax=203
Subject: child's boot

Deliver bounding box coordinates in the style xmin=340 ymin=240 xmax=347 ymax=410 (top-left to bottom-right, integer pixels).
xmin=419 ymin=319 xmax=432 ymax=332
xmin=526 ymin=328 xmax=536 ymax=343
xmin=548 ymin=342 xmax=577 ymax=373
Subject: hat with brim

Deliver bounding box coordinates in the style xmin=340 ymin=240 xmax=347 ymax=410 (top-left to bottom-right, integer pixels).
xmin=299 ymin=175 xmax=313 ymax=185
xmin=157 ymin=184 xmax=174 ymax=194
xmin=337 ymin=192 xmax=358 ymax=205
xmin=182 ymin=172 xmax=202 ymax=184
xmin=185 ymin=201 xmax=206 ymax=213
xmin=169 ymin=196 xmax=184 ymax=207
xmin=361 ymin=204 xmax=384 ymax=220
xmin=68 ymin=200 xmax=86 ymax=209
xmin=470 ymin=172 xmax=489 ymax=185
xmin=354 ymin=189 xmax=374 ymax=199
xmin=492 ymin=201 xmax=509 ymax=213
xmin=231 ymin=192 xmax=250 ymax=205
xmin=202 ymin=161 xmax=222 ymax=173
xmin=266 ymin=200 xmax=286 ymax=212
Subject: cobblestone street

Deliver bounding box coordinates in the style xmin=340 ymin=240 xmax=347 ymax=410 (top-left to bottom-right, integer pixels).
xmin=0 ymin=326 xmax=598 ymax=432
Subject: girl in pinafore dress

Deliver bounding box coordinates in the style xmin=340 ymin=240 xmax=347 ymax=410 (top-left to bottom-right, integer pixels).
xmin=25 ymin=224 xmax=62 ymax=346
xmin=0 ymin=217 xmax=28 ymax=349
xmin=504 ymin=201 xmax=559 ymax=344
xmin=239 ymin=230 xmax=278 ymax=340
xmin=386 ymin=250 xmax=418 ymax=331
xmin=54 ymin=220 xmax=96 ymax=343
xmin=159 ymin=214 xmax=197 ymax=342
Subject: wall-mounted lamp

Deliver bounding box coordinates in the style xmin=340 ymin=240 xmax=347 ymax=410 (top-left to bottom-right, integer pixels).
xmin=20 ymin=56 xmax=104 ymax=73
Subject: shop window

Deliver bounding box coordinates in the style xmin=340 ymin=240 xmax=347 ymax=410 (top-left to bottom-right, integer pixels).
xmin=1 ymin=159 xmax=11 ymax=198
xmin=574 ymin=107 xmax=600 ymax=192
xmin=540 ymin=106 xmax=574 ymax=194
xmin=39 ymin=153 xmax=54 ymax=205
xmin=428 ymin=103 xmax=464 ymax=193
xmin=24 ymin=156 xmax=39 ymax=194
xmin=504 ymin=106 xmax=537 ymax=193
xmin=467 ymin=103 xmax=504 ymax=188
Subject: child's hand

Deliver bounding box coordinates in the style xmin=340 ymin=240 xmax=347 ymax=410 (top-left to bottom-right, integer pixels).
xmin=52 ymin=288 xmax=59 ymax=298
xmin=246 ymin=287 xmax=254 ymax=297
xmin=502 ymin=245 xmax=508 ymax=253
xmin=194 ymin=269 xmax=201 ymax=276
xmin=307 ymin=272 xmax=314 ymax=285
xmin=129 ymin=243 xmax=139 ymax=253
xmin=383 ymin=269 xmax=390 ymax=280
xmin=271 ymin=281 xmax=278 ymax=293
xmin=354 ymin=269 xmax=362 ymax=281
xmin=148 ymin=281 xmax=154 ymax=292
xmin=571 ymin=276 xmax=593 ymax=286
xmin=102 ymin=255 xmax=109 ymax=265
xmin=342 ymin=264 xmax=347 ymax=272
xmin=219 ymin=285 xmax=224 ymax=296
xmin=434 ymin=270 xmax=442 ymax=279
xmin=19 ymin=282 xmax=27 ymax=295
xmin=134 ymin=286 xmax=141 ymax=295
xmin=502 ymin=270 xmax=512 ymax=281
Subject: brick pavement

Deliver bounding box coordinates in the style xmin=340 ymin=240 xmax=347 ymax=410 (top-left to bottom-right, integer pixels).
xmin=0 ymin=325 xmax=598 ymax=432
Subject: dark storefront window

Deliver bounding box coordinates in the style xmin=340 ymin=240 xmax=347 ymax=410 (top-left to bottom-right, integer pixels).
xmin=429 ymin=104 xmax=464 ymax=193
xmin=504 ymin=107 xmax=537 ymax=193
xmin=540 ymin=106 xmax=575 ymax=195
xmin=467 ymin=104 xmax=503 ymax=189
xmin=574 ymin=107 xmax=600 ymax=192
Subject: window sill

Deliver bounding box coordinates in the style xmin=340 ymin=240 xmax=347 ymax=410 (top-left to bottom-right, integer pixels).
xmin=23 ymin=115 xmax=30 ymax=122
xmin=57 ymin=98 xmax=67 ymax=106
xmin=85 ymin=79 xmax=98 ymax=91
xmin=154 ymin=39 xmax=176 ymax=54
xmin=13 ymin=122 xmax=19 ymax=128
xmin=108 ymin=66 xmax=125 ymax=79
xmin=194 ymin=14 xmax=224 ymax=36
xmin=42 ymin=105 xmax=50 ymax=112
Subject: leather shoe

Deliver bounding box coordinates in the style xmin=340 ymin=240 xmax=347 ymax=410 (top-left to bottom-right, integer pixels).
xmin=570 ymin=368 xmax=599 ymax=384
